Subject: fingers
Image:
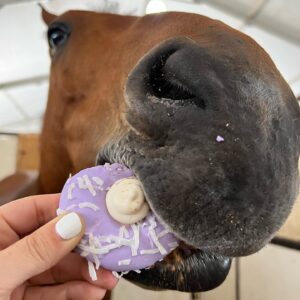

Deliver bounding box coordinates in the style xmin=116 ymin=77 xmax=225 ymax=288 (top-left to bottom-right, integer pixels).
xmin=0 ymin=215 xmax=20 ymax=250
xmin=24 ymin=281 xmax=107 ymax=300
xmin=29 ymin=252 xmax=118 ymax=290
xmin=0 ymin=194 xmax=60 ymax=237
xmin=0 ymin=212 xmax=84 ymax=290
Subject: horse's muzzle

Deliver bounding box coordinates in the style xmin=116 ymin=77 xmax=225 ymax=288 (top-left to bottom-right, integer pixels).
xmin=123 ymin=243 xmax=231 ymax=292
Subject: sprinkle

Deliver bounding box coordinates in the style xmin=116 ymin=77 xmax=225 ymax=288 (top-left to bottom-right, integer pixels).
xmin=66 ymin=173 xmax=72 ymax=183
xmin=78 ymin=243 xmax=120 ymax=255
xmin=78 ymin=202 xmax=100 ymax=211
xmin=120 ymin=271 xmax=129 ymax=276
xmin=148 ymin=215 xmax=157 ymax=228
xmin=77 ymin=175 xmax=97 ymax=196
xmin=67 ymin=182 xmax=76 ymax=200
xmin=104 ymin=163 xmax=113 ymax=171
xmin=93 ymin=236 xmax=102 ymax=248
xmin=99 ymin=235 xmax=133 ymax=247
xmin=92 ymin=176 xmax=104 ymax=187
xmin=168 ymin=242 xmax=179 ymax=248
xmin=93 ymin=255 xmax=101 ymax=270
xmin=89 ymin=233 xmax=95 ymax=246
xmin=56 ymin=208 xmax=65 ymax=215
xmin=131 ymin=224 xmax=140 ymax=256
xmin=80 ymin=251 xmax=89 ymax=257
xmin=216 ymin=135 xmax=225 ymax=143
xmin=157 ymin=229 xmax=169 ymax=239
xmin=65 ymin=204 xmax=78 ymax=211
xmin=97 ymin=235 xmax=112 ymax=243
xmin=88 ymin=261 xmax=98 ymax=281
xmin=148 ymin=226 xmax=167 ymax=255
xmin=134 ymin=269 xmax=141 ymax=273
xmin=112 ymin=271 xmax=121 ymax=278
xmin=118 ymin=259 xmax=131 ymax=266
xmin=119 ymin=226 xmax=129 ymax=238
xmin=80 ymin=239 xmax=88 ymax=245
xmin=140 ymin=248 xmax=160 ymax=255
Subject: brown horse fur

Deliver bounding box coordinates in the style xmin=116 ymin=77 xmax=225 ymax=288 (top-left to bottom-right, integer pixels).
xmin=40 ymin=9 xmax=300 ymax=292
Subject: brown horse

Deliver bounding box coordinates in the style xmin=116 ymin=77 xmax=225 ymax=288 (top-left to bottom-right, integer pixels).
xmin=39 ymin=8 xmax=300 ymax=292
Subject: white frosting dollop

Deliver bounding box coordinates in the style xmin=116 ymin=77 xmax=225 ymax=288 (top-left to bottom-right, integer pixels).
xmin=106 ymin=177 xmax=149 ymax=224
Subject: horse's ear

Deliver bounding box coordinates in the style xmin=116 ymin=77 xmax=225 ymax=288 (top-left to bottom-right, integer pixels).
xmin=39 ymin=4 xmax=57 ymax=25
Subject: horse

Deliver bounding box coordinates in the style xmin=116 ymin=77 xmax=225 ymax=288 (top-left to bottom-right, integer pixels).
xmin=29 ymin=7 xmax=300 ymax=293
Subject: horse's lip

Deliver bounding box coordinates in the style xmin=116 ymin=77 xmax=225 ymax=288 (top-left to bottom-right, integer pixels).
xmin=123 ymin=243 xmax=232 ymax=292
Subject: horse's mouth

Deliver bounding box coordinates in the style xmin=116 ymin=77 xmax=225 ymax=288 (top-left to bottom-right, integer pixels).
xmin=96 ymin=154 xmax=232 ymax=292
xmin=123 ymin=242 xmax=231 ymax=292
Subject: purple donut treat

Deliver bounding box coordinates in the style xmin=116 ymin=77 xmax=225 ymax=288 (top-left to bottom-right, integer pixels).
xmin=58 ymin=163 xmax=179 ymax=280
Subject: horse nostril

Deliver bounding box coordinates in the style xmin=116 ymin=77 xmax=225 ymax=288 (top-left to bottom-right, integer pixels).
xmin=126 ymin=37 xmax=208 ymax=116
xmin=149 ymin=52 xmax=194 ymax=100
xmin=147 ymin=51 xmax=206 ymax=110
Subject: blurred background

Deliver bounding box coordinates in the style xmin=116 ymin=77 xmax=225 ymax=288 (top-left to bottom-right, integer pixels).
xmin=0 ymin=1 xmax=299 ymax=300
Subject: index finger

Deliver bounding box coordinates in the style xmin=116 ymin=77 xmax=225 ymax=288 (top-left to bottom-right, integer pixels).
xmin=0 ymin=194 xmax=60 ymax=237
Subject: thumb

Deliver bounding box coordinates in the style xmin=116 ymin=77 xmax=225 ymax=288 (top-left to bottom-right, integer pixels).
xmin=0 ymin=212 xmax=85 ymax=290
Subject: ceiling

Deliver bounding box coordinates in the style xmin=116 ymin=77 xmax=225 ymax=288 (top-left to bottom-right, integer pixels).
xmin=0 ymin=0 xmax=299 ymax=133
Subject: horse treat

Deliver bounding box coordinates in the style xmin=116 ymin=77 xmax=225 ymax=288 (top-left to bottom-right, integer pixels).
xmin=58 ymin=163 xmax=179 ymax=280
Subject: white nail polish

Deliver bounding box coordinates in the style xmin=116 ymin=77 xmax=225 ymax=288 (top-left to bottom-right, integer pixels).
xmin=55 ymin=212 xmax=82 ymax=240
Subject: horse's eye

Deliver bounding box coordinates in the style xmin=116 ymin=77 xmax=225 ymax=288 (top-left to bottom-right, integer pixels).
xmin=47 ymin=22 xmax=70 ymax=51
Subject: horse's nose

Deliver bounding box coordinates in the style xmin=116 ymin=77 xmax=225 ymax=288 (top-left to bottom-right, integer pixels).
xmin=125 ymin=37 xmax=223 ymax=137
xmin=145 ymin=38 xmax=208 ymax=110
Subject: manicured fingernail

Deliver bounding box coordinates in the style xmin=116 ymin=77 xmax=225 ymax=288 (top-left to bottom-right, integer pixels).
xmin=55 ymin=213 xmax=82 ymax=240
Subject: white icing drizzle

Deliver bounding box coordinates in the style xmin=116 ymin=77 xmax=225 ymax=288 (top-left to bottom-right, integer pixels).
xmin=78 ymin=202 xmax=100 ymax=211
xmin=118 ymin=259 xmax=131 ymax=266
xmin=140 ymin=248 xmax=160 ymax=255
xmin=77 ymin=175 xmax=96 ymax=196
xmin=88 ymin=261 xmax=98 ymax=281
xmin=67 ymin=182 xmax=76 ymax=200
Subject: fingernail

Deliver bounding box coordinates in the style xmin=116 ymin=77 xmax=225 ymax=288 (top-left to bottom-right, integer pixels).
xmin=55 ymin=212 xmax=82 ymax=240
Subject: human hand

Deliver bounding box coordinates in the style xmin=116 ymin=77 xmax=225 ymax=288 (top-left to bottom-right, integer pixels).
xmin=0 ymin=194 xmax=118 ymax=300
